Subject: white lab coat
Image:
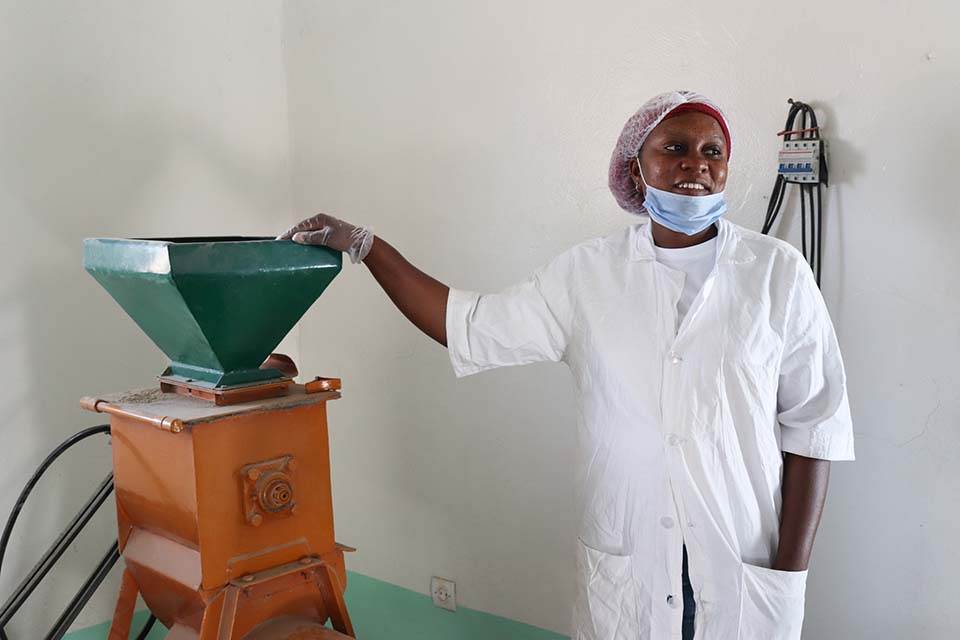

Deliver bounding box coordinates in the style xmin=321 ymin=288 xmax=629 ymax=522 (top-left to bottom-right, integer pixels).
xmin=445 ymin=218 xmax=854 ymax=640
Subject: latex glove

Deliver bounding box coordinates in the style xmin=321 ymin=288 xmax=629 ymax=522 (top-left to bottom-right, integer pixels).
xmin=277 ymin=213 xmax=374 ymax=264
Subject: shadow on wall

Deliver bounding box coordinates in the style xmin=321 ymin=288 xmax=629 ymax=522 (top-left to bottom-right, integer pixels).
xmin=0 ymin=81 xmax=288 ymax=635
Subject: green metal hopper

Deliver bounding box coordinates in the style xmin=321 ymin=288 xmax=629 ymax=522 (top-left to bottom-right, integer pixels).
xmin=83 ymin=236 xmax=341 ymax=389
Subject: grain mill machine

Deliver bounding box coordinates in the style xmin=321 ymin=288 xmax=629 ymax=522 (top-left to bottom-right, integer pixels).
xmin=75 ymin=236 xmax=355 ymax=639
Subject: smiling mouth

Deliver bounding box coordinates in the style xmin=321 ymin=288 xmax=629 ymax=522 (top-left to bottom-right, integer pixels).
xmin=673 ymin=181 xmax=711 ymax=195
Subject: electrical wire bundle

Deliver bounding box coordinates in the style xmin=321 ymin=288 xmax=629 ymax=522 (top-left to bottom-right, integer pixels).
xmin=761 ymin=98 xmax=829 ymax=287
xmin=0 ymin=426 xmax=157 ymax=640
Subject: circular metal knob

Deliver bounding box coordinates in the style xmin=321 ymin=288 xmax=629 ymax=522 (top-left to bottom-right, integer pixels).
xmin=257 ymin=471 xmax=294 ymax=513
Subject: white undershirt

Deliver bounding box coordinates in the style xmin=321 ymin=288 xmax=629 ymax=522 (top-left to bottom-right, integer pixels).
xmin=653 ymin=235 xmax=718 ymax=331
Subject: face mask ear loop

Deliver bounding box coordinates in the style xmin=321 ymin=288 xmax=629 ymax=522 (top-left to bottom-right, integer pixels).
xmin=635 ymin=152 xmax=650 ymax=193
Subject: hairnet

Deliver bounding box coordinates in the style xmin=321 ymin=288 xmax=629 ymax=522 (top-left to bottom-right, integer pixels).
xmin=608 ymin=91 xmax=732 ymax=216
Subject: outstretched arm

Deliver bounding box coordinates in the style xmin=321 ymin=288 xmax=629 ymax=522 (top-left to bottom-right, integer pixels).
xmin=362 ymin=236 xmax=448 ymax=346
xmin=280 ymin=214 xmax=449 ymax=346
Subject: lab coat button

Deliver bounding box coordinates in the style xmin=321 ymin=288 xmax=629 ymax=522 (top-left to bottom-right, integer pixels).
xmin=669 ymin=351 xmax=683 ymax=364
xmin=667 ymin=434 xmax=683 ymax=447
xmin=667 ymin=594 xmax=680 ymax=608
xmin=660 ymin=516 xmax=675 ymax=529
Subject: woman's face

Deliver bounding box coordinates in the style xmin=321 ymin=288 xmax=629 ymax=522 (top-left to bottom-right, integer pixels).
xmin=631 ymin=111 xmax=728 ymax=197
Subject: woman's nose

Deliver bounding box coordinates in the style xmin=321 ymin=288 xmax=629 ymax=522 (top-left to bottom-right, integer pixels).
xmin=680 ymin=156 xmax=709 ymax=173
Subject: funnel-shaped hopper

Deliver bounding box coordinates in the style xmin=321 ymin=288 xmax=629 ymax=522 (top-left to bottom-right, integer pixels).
xmin=84 ymin=236 xmax=341 ymax=388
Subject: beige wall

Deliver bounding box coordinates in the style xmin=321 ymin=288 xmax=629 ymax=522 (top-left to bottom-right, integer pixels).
xmin=284 ymin=1 xmax=960 ymax=637
xmin=1 ymin=1 xmax=957 ymax=637
xmin=0 ymin=1 xmax=293 ymax=633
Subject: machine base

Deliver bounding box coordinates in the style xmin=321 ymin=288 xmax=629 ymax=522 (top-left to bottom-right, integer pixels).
xmin=108 ymin=556 xmax=354 ymax=640
xmin=158 ymin=375 xmax=293 ymax=406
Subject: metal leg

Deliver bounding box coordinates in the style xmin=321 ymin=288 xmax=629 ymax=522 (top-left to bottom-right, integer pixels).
xmin=315 ymin=564 xmax=354 ymax=637
xmin=215 ymin=586 xmax=240 ymax=640
xmin=196 ymin=588 xmax=227 ymax=640
xmin=107 ymin=568 xmax=139 ymax=640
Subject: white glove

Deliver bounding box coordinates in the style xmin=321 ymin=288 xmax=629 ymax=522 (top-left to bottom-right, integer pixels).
xmin=277 ymin=213 xmax=374 ymax=264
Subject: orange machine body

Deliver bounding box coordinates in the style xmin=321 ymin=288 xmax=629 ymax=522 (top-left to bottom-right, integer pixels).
xmin=82 ymin=384 xmax=354 ymax=640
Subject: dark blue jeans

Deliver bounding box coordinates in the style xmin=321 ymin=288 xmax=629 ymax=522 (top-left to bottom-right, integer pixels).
xmin=682 ymin=544 xmax=696 ymax=640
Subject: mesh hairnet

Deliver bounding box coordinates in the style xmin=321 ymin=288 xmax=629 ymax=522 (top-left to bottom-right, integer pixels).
xmin=608 ymin=91 xmax=732 ymax=216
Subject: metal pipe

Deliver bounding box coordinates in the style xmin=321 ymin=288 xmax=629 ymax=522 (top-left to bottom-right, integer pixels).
xmin=0 ymin=474 xmax=114 ymax=629
xmin=80 ymin=398 xmax=183 ymax=433
xmin=43 ymin=541 xmax=120 ymax=640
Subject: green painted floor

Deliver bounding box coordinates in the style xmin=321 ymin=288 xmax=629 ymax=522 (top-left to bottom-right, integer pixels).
xmin=64 ymin=571 xmax=568 ymax=640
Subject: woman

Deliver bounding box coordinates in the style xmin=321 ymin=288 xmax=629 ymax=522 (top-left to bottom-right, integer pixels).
xmin=280 ymin=91 xmax=854 ymax=640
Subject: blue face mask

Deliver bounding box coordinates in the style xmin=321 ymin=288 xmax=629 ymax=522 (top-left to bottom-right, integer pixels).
xmin=637 ymin=159 xmax=727 ymax=236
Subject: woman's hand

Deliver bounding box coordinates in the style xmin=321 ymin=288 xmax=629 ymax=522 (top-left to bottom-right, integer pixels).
xmin=277 ymin=213 xmax=374 ymax=264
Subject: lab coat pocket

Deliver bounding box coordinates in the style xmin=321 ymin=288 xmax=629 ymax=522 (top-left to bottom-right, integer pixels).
xmin=574 ymin=538 xmax=639 ymax=640
xmin=738 ymin=562 xmax=807 ymax=640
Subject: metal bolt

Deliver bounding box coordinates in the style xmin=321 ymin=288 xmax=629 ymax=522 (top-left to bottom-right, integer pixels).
xmin=290 ymin=502 xmax=299 ymax=515
xmin=247 ymin=469 xmax=261 ymax=481
xmin=299 ymin=557 xmax=313 ymax=565
xmin=242 ymin=574 xmax=254 ymax=583
xmin=249 ymin=513 xmax=263 ymax=527
xmin=287 ymin=458 xmax=299 ymax=472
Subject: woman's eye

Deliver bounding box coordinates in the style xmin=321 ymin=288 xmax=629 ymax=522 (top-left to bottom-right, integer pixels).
xmin=664 ymin=144 xmax=683 ymax=152
xmin=705 ymin=147 xmax=724 ymax=157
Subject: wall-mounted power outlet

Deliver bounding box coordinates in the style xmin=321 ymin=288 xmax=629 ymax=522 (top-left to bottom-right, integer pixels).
xmin=430 ymin=576 xmax=457 ymax=612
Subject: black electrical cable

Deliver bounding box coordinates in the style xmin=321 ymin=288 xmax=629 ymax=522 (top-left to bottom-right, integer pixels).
xmin=807 ymin=99 xmax=824 ymax=287
xmin=43 ymin=541 xmax=120 ymax=640
xmin=806 ymin=185 xmax=815 ymax=274
xmin=800 ymin=181 xmax=808 ymax=260
xmin=0 ymin=474 xmax=114 ymax=629
xmin=808 ymin=184 xmax=820 ymax=285
xmin=816 ymin=184 xmax=824 ymax=286
xmin=762 ymin=100 xmax=803 ymax=235
xmin=801 ymin=101 xmax=824 ymax=285
xmin=762 ymin=98 xmax=827 ymax=288
xmin=762 ymin=176 xmax=782 ymax=234
xmin=134 ymin=614 xmax=158 ymax=640
xmin=762 ymin=175 xmax=785 ymax=234
xmin=0 ymin=425 xmax=160 ymax=640
xmin=0 ymin=424 xmax=111 ymax=577
xmin=0 ymin=426 xmax=108 ymax=640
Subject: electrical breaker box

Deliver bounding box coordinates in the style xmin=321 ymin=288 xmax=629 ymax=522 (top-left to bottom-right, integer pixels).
xmin=777 ymin=139 xmax=822 ymax=183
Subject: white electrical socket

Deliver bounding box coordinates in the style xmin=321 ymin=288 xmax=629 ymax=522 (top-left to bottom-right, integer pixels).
xmin=430 ymin=576 xmax=457 ymax=612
